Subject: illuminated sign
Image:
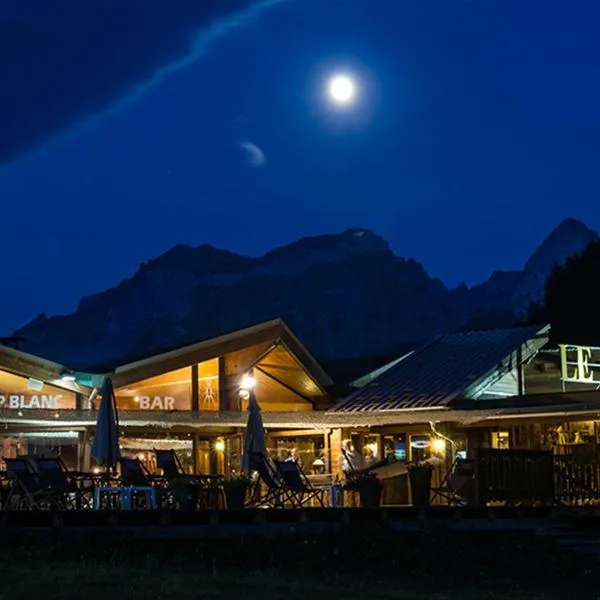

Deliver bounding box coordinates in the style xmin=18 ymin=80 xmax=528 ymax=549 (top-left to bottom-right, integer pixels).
xmin=0 ymin=394 xmax=66 ymax=409
xmin=134 ymin=396 xmax=176 ymax=410
xmin=559 ymin=344 xmax=600 ymax=385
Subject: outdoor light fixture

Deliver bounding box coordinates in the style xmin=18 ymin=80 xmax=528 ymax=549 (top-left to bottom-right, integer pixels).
xmin=27 ymin=378 xmax=44 ymax=391
xmin=431 ymin=438 xmax=446 ymax=453
xmin=214 ymin=439 xmax=225 ymax=452
xmin=60 ymin=371 xmax=76 ymax=382
xmin=240 ymin=372 xmax=256 ymax=391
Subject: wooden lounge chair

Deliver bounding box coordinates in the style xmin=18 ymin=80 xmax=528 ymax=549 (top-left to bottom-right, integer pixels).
xmin=32 ymin=456 xmax=93 ymax=510
xmin=431 ymin=457 xmax=475 ymax=505
xmin=118 ymin=457 xmax=162 ymax=509
xmin=3 ymin=457 xmax=59 ymax=510
xmin=154 ymin=449 xmax=223 ymax=510
xmin=274 ymin=460 xmax=325 ymax=508
xmin=245 ymin=452 xmax=297 ymax=508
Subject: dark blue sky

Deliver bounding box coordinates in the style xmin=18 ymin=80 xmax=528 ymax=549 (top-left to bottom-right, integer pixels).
xmin=1 ymin=0 xmax=599 ymax=333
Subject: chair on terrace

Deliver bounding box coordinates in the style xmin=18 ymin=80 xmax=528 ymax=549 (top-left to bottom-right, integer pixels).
xmin=274 ymin=460 xmax=325 ymax=508
xmin=32 ymin=455 xmax=94 ymax=509
xmin=154 ymin=449 xmax=223 ymax=509
xmin=2 ymin=457 xmax=59 ymax=510
xmin=118 ymin=457 xmax=163 ymax=509
xmin=245 ymin=452 xmax=296 ymax=508
xmin=431 ymin=457 xmax=475 ymax=505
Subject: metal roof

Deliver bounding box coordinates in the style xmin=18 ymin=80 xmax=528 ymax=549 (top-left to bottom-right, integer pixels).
xmin=332 ymin=325 xmax=549 ymax=412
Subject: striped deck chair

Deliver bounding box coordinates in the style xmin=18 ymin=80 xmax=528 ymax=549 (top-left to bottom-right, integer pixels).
xmin=245 ymin=452 xmax=295 ymax=508
xmin=431 ymin=457 xmax=475 ymax=505
xmin=154 ymin=449 xmax=223 ymax=509
xmin=3 ymin=457 xmax=59 ymax=510
xmin=33 ymin=456 xmax=93 ymax=510
xmin=275 ymin=460 xmax=325 ymax=507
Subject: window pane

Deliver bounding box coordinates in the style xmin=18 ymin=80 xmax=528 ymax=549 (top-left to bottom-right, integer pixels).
xmin=115 ymin=367 xmax=192 ymax=410
xmin=0 ymin=369 xmax=76 ymax=410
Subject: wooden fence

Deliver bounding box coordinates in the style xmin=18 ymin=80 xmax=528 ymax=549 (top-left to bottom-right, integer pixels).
xmin=474 ymin=448 xmax=554 ymax=506
xmin=473 ymin=448 xmax=600 ymax=506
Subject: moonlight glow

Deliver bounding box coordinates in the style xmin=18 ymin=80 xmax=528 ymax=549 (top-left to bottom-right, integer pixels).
xmin=328 ymin=74 xmax=357 ymax=105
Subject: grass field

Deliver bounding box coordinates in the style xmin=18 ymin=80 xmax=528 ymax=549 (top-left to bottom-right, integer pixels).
xmin=0 ymin=529 xmax=597 ymax=600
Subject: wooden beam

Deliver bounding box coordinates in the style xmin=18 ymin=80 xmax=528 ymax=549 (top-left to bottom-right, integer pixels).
xmin=255 ymin=365 xmax=316 ymax=407
xmin=218 ymin=356 xmax=228 ymax=411
xmin=191 ymin=364 xmax=199 ymax=412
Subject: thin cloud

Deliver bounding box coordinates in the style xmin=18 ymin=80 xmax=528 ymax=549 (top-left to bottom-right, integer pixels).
xmin=0 ymin=0 xmax=290 ymax=165
xmin=239 ymin=139 xmax=267 ymax=168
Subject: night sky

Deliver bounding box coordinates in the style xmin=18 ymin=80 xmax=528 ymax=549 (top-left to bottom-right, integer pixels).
xmin=1 ymin=0 xmax=599 ymax=334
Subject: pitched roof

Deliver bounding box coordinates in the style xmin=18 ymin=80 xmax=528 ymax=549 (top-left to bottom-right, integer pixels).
xmin=332 ymin=325 xmax=549 ymax=412
xmin=0 ymin=344 xmax=91 ymax=394
xmin=112 ymin=318 xmax=333 ymax=389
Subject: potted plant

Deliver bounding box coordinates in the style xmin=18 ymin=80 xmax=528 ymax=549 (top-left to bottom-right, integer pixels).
xmin=223 ymin=474 xmax=251 ymax=510
xmin=408 ymin=461 xmax=434 ymax=508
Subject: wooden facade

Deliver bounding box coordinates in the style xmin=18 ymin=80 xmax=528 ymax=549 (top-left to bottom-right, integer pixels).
xmin=5 ymin=321 xmax=600 ymax=507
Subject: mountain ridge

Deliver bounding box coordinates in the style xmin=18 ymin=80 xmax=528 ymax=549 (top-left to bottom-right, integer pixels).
xmin=12 ymin=219 xmax=598 ymax=370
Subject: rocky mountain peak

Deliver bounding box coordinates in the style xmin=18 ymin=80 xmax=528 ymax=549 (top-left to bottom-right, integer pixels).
xmin=11 ymin=218 xmax=597 ymax=370
xmin=524 ymin=218 xmax=597 ymax=275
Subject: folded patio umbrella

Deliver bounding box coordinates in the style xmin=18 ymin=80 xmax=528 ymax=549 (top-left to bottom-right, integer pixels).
xmin=91 ymin=377 xmax=120 ymax=474
xmin=241 ymin=389 xmax=267 ymax=473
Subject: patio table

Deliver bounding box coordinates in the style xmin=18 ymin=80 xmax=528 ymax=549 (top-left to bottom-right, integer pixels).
xmin=93 ymin=485 xmax=157 ymax=510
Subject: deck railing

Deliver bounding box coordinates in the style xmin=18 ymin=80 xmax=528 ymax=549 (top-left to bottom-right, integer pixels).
xmin=473 ymin=448 xmax=600 ymax=506
xmin=554 ymin=453 xmax=600 ymax=505
xmin=474 ymin=448 xmax=554 ymax=506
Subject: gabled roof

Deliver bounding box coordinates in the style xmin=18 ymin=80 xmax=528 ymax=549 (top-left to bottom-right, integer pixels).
xmin=0 ymin=343 xmax=90 ymax=394
xmin=332 ymin=325 xmax=550 ymax=412
xmin=112 ymin=319 xmax=333 ymax=389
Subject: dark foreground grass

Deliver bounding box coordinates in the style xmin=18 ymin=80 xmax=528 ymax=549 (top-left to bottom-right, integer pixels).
xmin=0 ymin=528 xmax=597 ymax=600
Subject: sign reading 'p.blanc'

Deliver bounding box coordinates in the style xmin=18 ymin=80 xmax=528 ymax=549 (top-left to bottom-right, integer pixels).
xmin=560 ymin=344 xmax=600 ymax=385
xmin=0 ymin=394 xmax=65 ymax=409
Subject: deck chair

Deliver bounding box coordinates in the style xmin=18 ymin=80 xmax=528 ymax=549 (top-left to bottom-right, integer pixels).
xmin=118 ymin=457 xmax=164 ymax=508
xmin=245 ymin=452 xmax=295 ymax=508
xmin=154 ymin=449 xmax=222 ymax=510
xmin=33 ymin=456 xmax=94 ymax=510
xmin=119 ymin=457 xmax=157 ymax=487
xmin=3 ymin=457 xmax=59 ymax=510
xmin=431 ymin=457 xmax=475 ymax=505
xmin=274 ymin=460 xmax=325 ymax=507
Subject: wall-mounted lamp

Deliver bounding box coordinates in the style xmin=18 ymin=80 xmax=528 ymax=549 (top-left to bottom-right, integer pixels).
xmin=240 ymin=372 xmax=256 ymax=391
xmin=60 ymin=370 xmax=76 ymax=383
xmin=431 ymin=438 xmax=446 ymax=453
xmin=214 ymin=438 xmax=225 ymax=453
xmin=27 ymin=378 xmax=44 ymax=391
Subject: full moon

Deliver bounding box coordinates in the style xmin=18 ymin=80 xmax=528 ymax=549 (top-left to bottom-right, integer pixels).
xmin=328 ymin=74 xmax=357 ymax=105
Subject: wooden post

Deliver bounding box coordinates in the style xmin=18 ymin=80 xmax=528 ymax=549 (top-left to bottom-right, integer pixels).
xmin=191 ymin=364 xmax=199 ymax=412
xmin=218 ymin=356 xmax=228 ymax=411
xmin=473 ymin=447 xmax=481 ymax=507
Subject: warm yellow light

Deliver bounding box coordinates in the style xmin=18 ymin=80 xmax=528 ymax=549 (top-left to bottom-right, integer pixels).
xmin=214 ymin=439 xmax=225 ymax=452
xmin=431 ymin=438 xmax=446 ymax=452
xmin=240 ymin=373 xmax=256 ymax=391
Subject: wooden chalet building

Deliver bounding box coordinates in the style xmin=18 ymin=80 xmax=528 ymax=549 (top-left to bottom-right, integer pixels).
xmin=3 ymin=318 xmax=600 ymax=505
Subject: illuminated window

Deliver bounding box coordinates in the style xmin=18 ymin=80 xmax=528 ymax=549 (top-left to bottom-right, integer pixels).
xmin=198 ymin=359 xmax=219 ymax=411
xmin=115 ymin=366 xmax=192 ymax=410
xmin=0 ymin=369 xmax=76 ymax=410
xmin=491 ymin=431 xmax=510 ymax=449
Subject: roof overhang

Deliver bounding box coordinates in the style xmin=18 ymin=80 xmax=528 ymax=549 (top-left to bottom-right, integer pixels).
xmin=110 ymin=319 xmax=333 ymax=390
xmin=6 ymin=390 xmax=600 ymax=429
xmin=0 ymin=344 xmax=93 ymax=395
